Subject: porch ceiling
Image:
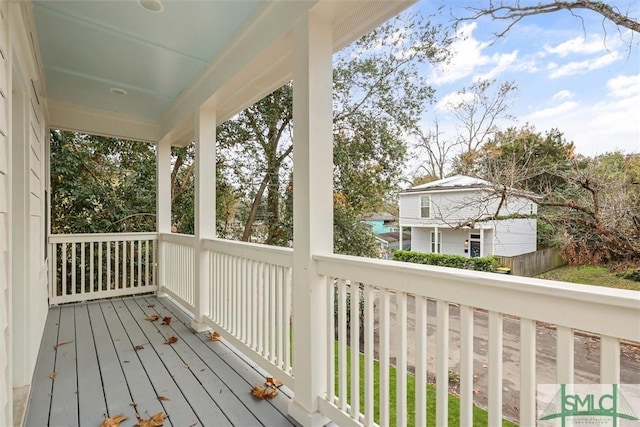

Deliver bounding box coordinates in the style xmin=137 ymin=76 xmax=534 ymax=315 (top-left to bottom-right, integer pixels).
xmin=28 ymin=0 xmax=415 ymax=145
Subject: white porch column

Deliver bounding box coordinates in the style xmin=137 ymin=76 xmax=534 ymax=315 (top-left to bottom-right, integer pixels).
xmin=289 ymin=10 xmax=333 ymax=427
xmin=156 ymin=137 xmax=171 ymax=297
xmin=434 ymin=226 xmax=439 ymax=253
xmin=398 ymin=226 xmax=403 ymax=251
xmin=479 ymin=228 xmax=484 ymax=257
xmin=191 ymin=105 xmax=216 ymax=331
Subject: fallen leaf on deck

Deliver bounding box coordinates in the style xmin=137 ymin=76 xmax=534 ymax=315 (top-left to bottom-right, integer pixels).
xmin=100 ymin=414 xmax=127 ymax=427
xmin=134 ymin=411 xmax=167 ymax=427
xmin=157 ymin=395 xmax=170 ymax=401
xmin=265 ymin=377 xmax=283 ymax=388
xmin=134 ymin=345 xmax=144 ymax=351
xmin=145 ymin=314 xmax=160 ymax=322
xmin=49 ymin=372 xmax=56 ymax=380
xmin=161 ymin=316 xmax=172 ymax=325
xmin=147 ymin=304 xmax=155 ymax=308
xmin=251 ymin=385 xmax=278 ymax=399
xmin=208 ymin=331 xmax=221 ymax=341
xmin=53 ymin=340 xmax=72 ymax=350
xmin=164 ymin=336 xmax=178 ymax=345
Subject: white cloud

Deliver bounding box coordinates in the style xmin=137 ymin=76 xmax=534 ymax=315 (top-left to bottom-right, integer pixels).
xmin=552 ymin=90 xmax=574 ymax=101
xmin=436 ymin=90 xmax=476 ymax=112
xmin=544 ymin=35 xmax=613 ymax=57
xmin=522 ymin=74 xmax=640 ymax=156
xmin=606 ymin=74 xmax=640 ymax=97
xmin=429 ymin=23 xmax=525 ymax=85
xmin=476 ymin=50 xmax=520 ymax=81
xmin=548 ymin=50 xmax=621 ymax=79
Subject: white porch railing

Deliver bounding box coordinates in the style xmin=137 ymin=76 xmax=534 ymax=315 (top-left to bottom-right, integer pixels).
xmin=47 ymin=233 xmax=640 ymax=426
xmin=49 ymin=233 xmax=157 ymax=305
xmin=201 ymin=238 xmax=294 ymax=387
xmin=314 ymin=253 xmax=640 ymax=427
xmin=158 ymin=233 xmax=196 ymax=312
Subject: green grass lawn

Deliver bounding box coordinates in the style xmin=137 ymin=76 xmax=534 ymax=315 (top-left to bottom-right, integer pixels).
xmin=339 ymin=346 xmax=517 ymax=427
xmin=537 ymin=265 xmax=640 ymax=291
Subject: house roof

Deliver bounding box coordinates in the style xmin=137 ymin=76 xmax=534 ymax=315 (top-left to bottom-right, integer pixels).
xmin=403 ymin=175 xmax=492 ymax=193
xmin=26 ymin=0 xmax=414 ymax=145
xmin=361 ymin=212 xmax=396 ymax=221
xmin=376 ymin=231 xmax=411 ymax=244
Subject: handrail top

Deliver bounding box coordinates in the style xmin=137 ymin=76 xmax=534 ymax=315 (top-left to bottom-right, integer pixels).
xmin=313 ymin=253 xmax=640 ymax=310
xmin=49 ymin=232 xmax=158 ymax=243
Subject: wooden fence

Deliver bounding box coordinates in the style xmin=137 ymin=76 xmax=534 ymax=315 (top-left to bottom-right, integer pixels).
xmin=497 ymin=247 xmax=565 ymax=277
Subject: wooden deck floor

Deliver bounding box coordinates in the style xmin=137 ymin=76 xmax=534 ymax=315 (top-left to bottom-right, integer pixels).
xmin=24 ymin=296 xmax=298 ymax=427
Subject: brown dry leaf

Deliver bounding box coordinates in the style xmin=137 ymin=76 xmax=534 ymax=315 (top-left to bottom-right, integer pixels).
xmin=100 ymin=414 xmax=127 ymax=427
xmin=265 ymin=377 xmax=283 ymax=388
xmin=251 ymin=385 xmax=267 ymax=399
xmin=134 ymin=345 xmax=144 ymax=351
xmin=161 ymin=316 xmax=172 ymax=325
xmin=49 ymin=372 xmax=56 ymax=380
xmin=264 ymin=387 xmax=278 ymax=398
xmin=157 ymin=395 xmax=170 ymax=401
xmin=208 ymin=331 xmax=221 ymax=341
xmin=164 ymin=336 xmax=178 ymax=345
xmin=251 ymin=385 xmax=278 ymax=400
xmin=53 ymin=340 xmax=72 ymax=350
xmin=147 ymin=304 xmax=155 ymax=308
xmin=145 ymin=314 xmax=160 ymax=322
xmin=134 ymin=411 xmax=166 ymax=427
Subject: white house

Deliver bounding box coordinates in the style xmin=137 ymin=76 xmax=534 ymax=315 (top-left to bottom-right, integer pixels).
xmin=1 ymin=2 xmax=637 ymax=427
xmin=399 ymin=175 xmax=538 ymax=257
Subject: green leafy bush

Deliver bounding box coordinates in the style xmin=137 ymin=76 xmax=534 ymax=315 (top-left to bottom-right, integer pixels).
xmin=392 ymin=250 xmax=498 ymax=272
xmin=623 ymin=269 xmax=640 ymax=282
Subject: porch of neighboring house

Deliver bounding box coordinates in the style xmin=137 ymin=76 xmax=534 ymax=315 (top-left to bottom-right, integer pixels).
xmin=26 ymin=296 xmax=296 ymax=427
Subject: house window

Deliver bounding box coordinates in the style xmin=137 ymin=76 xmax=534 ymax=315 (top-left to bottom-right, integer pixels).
xmin=430 ymin=231 xmax=441 ymax=253
xmin=420 ymin=195 xmax=430 ymax=218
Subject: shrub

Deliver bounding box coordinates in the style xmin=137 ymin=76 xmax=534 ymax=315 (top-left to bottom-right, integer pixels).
xmin=392 ymin=250 xmax=498 ymax=272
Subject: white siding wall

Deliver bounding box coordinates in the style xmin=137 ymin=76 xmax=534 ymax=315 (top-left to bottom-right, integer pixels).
xmin=440 ymin=229 xmax=468 ymax=256
xmin=3 ymin=3 xmax=49 ymax=425
xmin=410 ymin=227 xmax=429 ymax=252
xmin=0 ymin=1 xmax=10 ymax=425
xmin=400 ymin=192 xmax=421 ymax=225
xmin=400 ymin=189 xmax=535 ymax=227
xmin=493 ymin=218 xmax=537 ymax=256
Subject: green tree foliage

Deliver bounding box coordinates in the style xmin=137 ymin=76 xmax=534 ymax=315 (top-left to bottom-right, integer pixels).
xmin=50 ymin=130 xmax=156 ymax=234
xmin=545 ymin=152 xmax=640 ymax=264
xmin=466 ymin=125 xmax=575 ymax=193
xmin=218 ymin=11 xmax=451 ymax=255
xmin=217 ymin=84 xmax=293 ymax=245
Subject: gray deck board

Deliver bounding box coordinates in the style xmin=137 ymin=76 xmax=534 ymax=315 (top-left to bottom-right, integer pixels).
xmin=121 ymin=298 xmax=230 ymax=426
xmin=99 ymin=300 xmax=176 ymax=426
xmin=24 ymin=306 xmax=60 ymax=427
xmin=48 ymin=305 xmax=79 ymax=426
xmin=23 ymin=296 xmax=298 ymax=426
xmin=144 ymin=299 xmax=293 ymax=426
xmin=86 ymin=302 xmax=134 ymax=419
xmin=75 ymin=304 xmax=108 ymax=426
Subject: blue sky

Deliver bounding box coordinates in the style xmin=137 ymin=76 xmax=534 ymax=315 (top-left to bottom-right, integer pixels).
xmin=409 ymin=0 xmax=640 ymax=162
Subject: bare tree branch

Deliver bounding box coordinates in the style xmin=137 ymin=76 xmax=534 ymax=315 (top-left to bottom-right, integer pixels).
xmin=458 ymin=1 xmax=639 ymax=37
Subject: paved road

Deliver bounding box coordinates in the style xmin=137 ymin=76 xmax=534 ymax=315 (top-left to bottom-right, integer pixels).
xmin=370 ymin=295 xmax=640 ymax=423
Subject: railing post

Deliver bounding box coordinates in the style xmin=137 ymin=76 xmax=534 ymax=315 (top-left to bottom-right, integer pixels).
xmin=156 ymin=137 xmax=172 ymax=298
xmin=289 ymin=10 xmax=333 ymax=427
xmin=191 ymin=104 xmax=216 ymax=332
